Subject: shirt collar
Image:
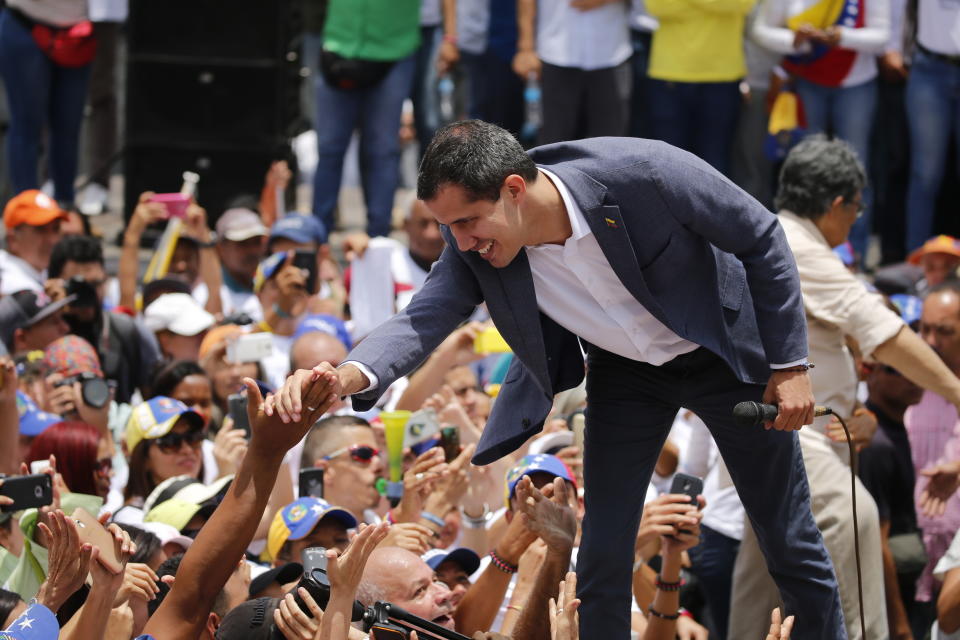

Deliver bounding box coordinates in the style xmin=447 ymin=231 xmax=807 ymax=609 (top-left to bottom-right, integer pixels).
xmin=778 ymin=210 xmax=829 ymax=248
xmin=538 ymin=168 xmax=592 ymax=243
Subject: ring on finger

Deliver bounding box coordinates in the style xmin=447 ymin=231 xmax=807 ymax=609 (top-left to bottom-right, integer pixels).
xmin=415 ymin=472 xmax=425 ymax=481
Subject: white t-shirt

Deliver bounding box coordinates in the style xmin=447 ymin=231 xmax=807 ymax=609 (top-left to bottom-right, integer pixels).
xmin=0 ymin=250 xmax=45 ymax=296
xmin=917 ymin=0 xmax=960 ymax=55
xmin=193 ymin=282 xmax=263 ymax=323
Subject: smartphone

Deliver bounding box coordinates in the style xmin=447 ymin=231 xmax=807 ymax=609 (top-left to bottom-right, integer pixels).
xmin=370 ymin=623 xmax=408 ymax=640
xmin=473 ymin=326 xmax=511 ymax=354
xmin=0 ymin=474 xmax=52 ymax=512
xmin=227 ymin=393 xmax=251 ymax=438
xmin=71 ymin=507 xmax=122 ymax=573
xmin=293 ymin=249 xmax=319 ymax=295
xmin=439 ymin=426 xmax=460 ymax=463
xmin=299 ymin=467 xmax=325 ymax=499
xmin=669 ymin=472 xmax=704 ymax=507
xmin=29 ymin=460 xmax=51 ymax=475
xmin=226 ymin=332 xmax=272 ymax=364
xmin=404 ymin=408 xmax=440 ymax=449
xmin=148 ymin=193 xmax=190 ymax=219
xmin=570 ymin=412 xmax=585 ymax=453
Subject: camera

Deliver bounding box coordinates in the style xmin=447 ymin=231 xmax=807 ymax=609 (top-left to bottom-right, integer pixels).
xmin=64 ymin=276 xmax=99 ymax=309
xmin=55 ymin=372 xmax=110 ymax=409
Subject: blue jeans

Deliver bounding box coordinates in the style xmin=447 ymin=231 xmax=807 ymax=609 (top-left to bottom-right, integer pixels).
xmin=312 ymin=54 xmax=416 ymax=240
xmin=0 ymin=9 xmax=91 ymax=203
xmin=687 ymin=524 xmax=741 ymax=640
xmin=579 ymin=347 xmax=844 ymax=640
xmin=646 ymin=78 xmax=741 ymax=176
xmin=412 ymin=25 xmax=441 ymax=156
xmin=794 ymin=77 xmax=877 ymax=260
xmin=905 ymin=50 xmax=960 ymax=252
xmin=461 ymin=50 xmax=524 ymax=138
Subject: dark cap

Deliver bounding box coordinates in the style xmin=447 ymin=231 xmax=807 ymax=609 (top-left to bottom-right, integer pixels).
xmin=0 ymin=290 xmax=75 ymax=350
xmin=215 ymin=597 xmax=280 ymax=640
xmin=249 ymin=562 xmax=303 ymax=598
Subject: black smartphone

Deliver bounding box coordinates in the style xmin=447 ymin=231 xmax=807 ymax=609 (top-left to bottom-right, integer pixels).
xmin=370 ymin=623 xmax=408 ymax=640
xmin=299 ymin=467 xmax=325 ymax=499
xmin=0 ymin=474 xmax=53 ymax=512
xmin=227 ymin=392 xmax=250 ymax=438
xmin=293 ymin=250 xmax=319 ymax=295
xmin=439 ymin=426 xmax=460 ymax=463
xmin=669 ymin=472 xmax=704 ymax=506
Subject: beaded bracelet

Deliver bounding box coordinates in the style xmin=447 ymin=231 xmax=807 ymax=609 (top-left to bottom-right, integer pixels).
xmin=655 ymin=576 xmax=685 ymax=592
xmin=489 ymin=549 xmax=519 ymax=574
xmin=647 ymin=606 xmax=680 ymax=620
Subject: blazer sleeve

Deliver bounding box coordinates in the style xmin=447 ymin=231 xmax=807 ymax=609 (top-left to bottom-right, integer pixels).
xmin=648 ymin=151 xmax=808 ymax=365
xmin=348 ymin=242 xmax=484 ymax=411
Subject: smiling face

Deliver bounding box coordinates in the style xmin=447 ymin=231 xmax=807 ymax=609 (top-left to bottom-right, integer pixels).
xmin=425 ymin=182 xmax=527 ymax=269
xmin=364 ymin=548 xmax=456 ymax=630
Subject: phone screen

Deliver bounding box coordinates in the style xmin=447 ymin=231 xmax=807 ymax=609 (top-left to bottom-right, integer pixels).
xmin=0 ymin=474 xmax=53 ymax=512
xmin=228 ymin=393 xmax=251 ymax=437
xmin=293 ymin=250 xmax=318 ymax=295
xmin=299 ymin=467 xmax=325 ymax=499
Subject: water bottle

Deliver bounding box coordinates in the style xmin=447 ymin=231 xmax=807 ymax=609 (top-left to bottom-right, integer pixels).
xmin=523 ymin=72 xmax=542 ymax=141
xmin=438 ymin=74 xmax=455 ymax=125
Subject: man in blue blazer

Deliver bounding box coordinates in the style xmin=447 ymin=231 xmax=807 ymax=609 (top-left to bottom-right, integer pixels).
xmin=271 ymin=121 xmax=845 ymax=638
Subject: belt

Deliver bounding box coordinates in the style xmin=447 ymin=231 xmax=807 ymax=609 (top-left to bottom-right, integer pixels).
xmin=918 ymin=43 xmax=960 ymax=67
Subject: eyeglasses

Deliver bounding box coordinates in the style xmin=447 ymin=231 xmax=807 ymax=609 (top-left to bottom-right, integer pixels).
xmin=321 ymin=444 xmax=380 ymax=464
xmin=153 ymin=429 xmax=205 ymax=454
xmin=94 ymin=457 xmax=113 ymax=476
xmin=845 ymin=199 xmax=866 ymax=219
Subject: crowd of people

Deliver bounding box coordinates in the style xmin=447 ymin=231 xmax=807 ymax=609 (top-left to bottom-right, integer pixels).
xmin=0 ymin=0 xmax=958 ymax=640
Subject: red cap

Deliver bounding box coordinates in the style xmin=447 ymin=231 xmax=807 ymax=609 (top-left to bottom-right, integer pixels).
xmin=3 ymin=190 xmax=68 ymax=230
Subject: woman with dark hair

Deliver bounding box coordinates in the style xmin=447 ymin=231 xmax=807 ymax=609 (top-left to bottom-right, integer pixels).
xmin=26 ymin=421 xmax=112 ymax=498
xmin=115 ymin=523 xmax=167 ymax=571
xmin=0 ymin=588 xmax=25 ymax=629
xmin=123 ymin=397 xmax=206 ymax=507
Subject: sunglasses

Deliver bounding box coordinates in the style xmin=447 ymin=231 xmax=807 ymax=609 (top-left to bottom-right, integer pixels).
xmin=94 ymin=457 xmax=113 ymax=476
xmin=321 ymin=444 xmax=380 ymax=464
xmin=153 ymin=429 xmax=205 ymax=454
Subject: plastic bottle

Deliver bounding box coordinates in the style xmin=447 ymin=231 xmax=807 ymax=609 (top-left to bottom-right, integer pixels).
xmin=438 ymin=74 xmax=455 ymax=125
xmin=523 ymin=72 xmax=542 ymax=141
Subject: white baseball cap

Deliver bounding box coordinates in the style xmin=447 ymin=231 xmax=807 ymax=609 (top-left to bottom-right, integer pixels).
xmin=143 ymin=293 xmax=215 ymax=336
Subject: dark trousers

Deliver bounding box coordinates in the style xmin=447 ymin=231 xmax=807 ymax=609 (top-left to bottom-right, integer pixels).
xmin=85 ymin=21 xmax=120 ymax=188
xmin=539 ymin=60 xmax=631 ymax=145
xmin=577 ymin=347 xmax=845 ymax=640
xmin=461 ymin=49 xmax=524 ymax=138
xmin=645 ymin=78 xmax=741 ymax=176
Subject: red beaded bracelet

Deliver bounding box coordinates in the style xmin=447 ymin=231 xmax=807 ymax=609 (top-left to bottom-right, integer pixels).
xmin=489 ymin=550 xmax=519 ymax=574
xmin=655 ymin=576 xmax=685 ymax=592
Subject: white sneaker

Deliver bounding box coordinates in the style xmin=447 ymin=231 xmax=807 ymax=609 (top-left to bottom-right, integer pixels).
xmin=77 ymin=182 xmax=109 ymax=216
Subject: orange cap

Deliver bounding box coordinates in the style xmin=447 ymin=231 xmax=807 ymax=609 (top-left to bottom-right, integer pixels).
xmin=908 ymin=235 xmax=960 ymax=265
xmin=3 ymin=190 xmax=68 ymax=230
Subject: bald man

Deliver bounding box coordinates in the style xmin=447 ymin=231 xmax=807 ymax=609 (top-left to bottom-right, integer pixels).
xmin=358 ymin=547 xmax=456 ymax=631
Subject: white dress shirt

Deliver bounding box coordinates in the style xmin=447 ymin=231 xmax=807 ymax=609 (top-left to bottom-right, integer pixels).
xmin=536 ymin=0 xmax=632 ymax=70
xmin=0 ymin=249 xmax=45 ymax=296
xmin=527 ymin=169 xmax=699 ymax=365
xmin=917 ymin=0 xmax=960 ymax=55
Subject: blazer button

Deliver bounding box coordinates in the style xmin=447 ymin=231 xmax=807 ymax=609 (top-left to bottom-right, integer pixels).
xmin=522 ymin=418 xmax=531 ymax=427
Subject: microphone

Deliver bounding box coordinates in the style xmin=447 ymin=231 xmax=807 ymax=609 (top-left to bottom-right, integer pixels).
xmin=732 ymin=401 xmax=832 ymax=427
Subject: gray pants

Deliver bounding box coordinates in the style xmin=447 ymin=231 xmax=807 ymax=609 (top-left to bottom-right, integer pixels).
xmin=539 ymin=60 xmax=631 ymax=145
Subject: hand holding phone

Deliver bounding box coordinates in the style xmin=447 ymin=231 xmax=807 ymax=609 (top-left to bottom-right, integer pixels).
xmin=71 ymin=507 xmax=122 ymax=573
xmin=0 ymin=473 xmax=53 ymax=512
xmin=227 ymin=392 xmax=251 ymax=438
xmin=148 ymin=193 xmax=190 ymax=219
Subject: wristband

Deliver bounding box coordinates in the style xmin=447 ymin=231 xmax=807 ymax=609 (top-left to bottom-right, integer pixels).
xmin=773 ymin=362 xmax=815 ymax=372
xmin=385 ymin=510 xmax=396 ymax=525
xmin=443 ymin=33 xmax=457 ymax=44
xmin=647 ymin=606 xmax=680 ymax=620
xmin=489 ymin=549 xmax=518 ymax=574
xmin=655 ymin=576 xmax=685 ymax=592
xmin=420 ymin=511 xmax=445 ymax=528
xmin=678 ymin=607 xmax=693 ymax=619
xmin=461 ymin=504 xmax=492 ymax=529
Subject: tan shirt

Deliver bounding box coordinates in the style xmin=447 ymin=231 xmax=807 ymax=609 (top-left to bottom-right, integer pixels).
xmin=779 ymin=211 xmax=903 ymax=436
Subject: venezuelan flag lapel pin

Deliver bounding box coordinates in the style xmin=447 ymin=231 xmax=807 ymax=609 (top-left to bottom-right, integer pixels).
xmin=604 ymin=217 xmax=618 ymax=229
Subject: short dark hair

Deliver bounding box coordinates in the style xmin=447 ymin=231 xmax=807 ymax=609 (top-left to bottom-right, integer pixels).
xmin=301 ymin=415 xmax=371 ymax=469
xmin=149 ymin=359 xmax=207 ymax=399
xmin=115 ymin=523 xmax=162 ymax=566
xmin=774 ymin=135 xmax=866 ymax=220
xmin=49 ymin=234 xmax=104 ymax=278
xmin=0 ymin=588 xmax=23 ymax=627
xmin=417 ymin=120 xmax=538 ymax=202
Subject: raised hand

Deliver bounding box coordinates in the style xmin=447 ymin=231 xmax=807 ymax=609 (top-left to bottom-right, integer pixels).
xmin=327 ymin=522 xmax=390 ymax=596
xmin=394 ymin=448 xmax=448 ymax=523
xmin=274 ymin=588 xmax=321 ymax=640
xmin=766 ymin=607 xmax=796 ymax=640
xmin=114 ymin=562 xmax=160 ymax=606
xmin=515 ymin=476 xmax=577 ymax=552
xmin=636 ymin=494 xmax=702 ymax=549
xmin=247 ymin=375 xmax=338 ymax=455
xmin=265 ymin=363 xmax=346 ymax=425
xmin=919 ymin=461 xmax=960 ymax=517
xmin=35 ymin=510 xmax=94 ymax=612
xmin=378 ymin=522 xmax=434 ymax=555
xmin=548 ymin=572 xmax=580 ymax=640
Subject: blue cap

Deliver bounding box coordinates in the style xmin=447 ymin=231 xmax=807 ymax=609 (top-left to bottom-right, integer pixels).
xmin=423 ymin=547 xmax=481 ymax=574
xmin=253 ymin=252 xmax=287 ymax=294
xmin=269 ymin=214 xmax=326 ymax=246
xmin=293 ymin=314 xmax=352 ymax=350
xmin=891 ymin=293 xmax=923 ymax=327
xmin=504 ymin=453 xmax=576 ymax=508
xmin=267 ymin=497 xmax=357 ymax=561
xmin=0 ymin=602 xmax=61 ymax=638
xmin=18 ymin=391 xmax=61 ymax=436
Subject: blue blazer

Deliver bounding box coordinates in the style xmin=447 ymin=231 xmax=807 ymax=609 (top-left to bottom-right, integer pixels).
xmin=349 ymin=138 xmax=808 ymax=464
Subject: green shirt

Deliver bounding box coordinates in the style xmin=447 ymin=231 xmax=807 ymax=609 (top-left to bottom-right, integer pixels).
xmin=323 ymin=0 xmax=420 ymax=62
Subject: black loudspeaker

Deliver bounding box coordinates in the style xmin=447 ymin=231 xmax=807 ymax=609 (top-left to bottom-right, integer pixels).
xmin=125 ymin=0 xmax=302 ymax=222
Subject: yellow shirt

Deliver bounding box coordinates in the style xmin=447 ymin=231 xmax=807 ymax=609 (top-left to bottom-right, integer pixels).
xmin=646 ymin=0 xmax=756 ymax=82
